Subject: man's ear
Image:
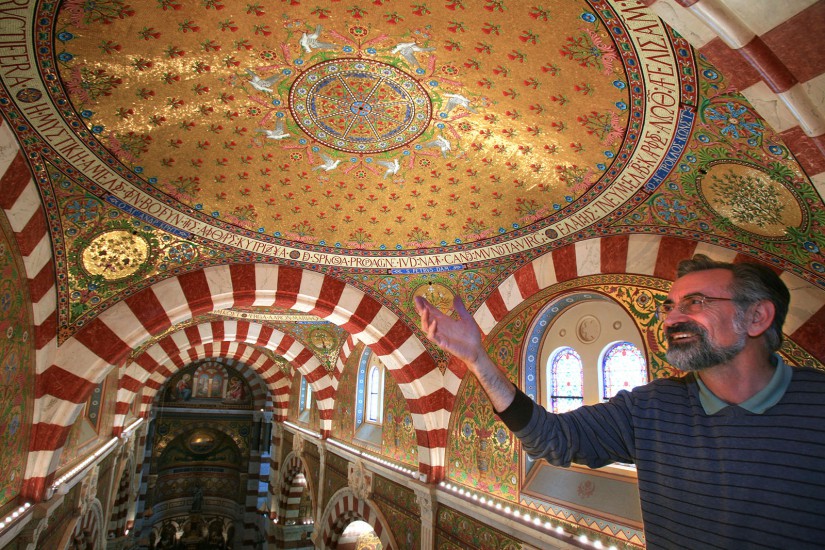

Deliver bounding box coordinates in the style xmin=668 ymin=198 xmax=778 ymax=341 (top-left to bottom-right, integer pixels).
xmin=746 ymin=299 xmax=775 ymax=337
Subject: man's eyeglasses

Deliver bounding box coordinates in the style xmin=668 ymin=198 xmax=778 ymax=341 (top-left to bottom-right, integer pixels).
xmin=655 ymin=295 xmax=735 ymax=320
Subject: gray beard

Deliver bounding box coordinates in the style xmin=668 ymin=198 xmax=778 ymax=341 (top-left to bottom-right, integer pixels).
xmin=665 ymin=322 xmax=747 ymax=372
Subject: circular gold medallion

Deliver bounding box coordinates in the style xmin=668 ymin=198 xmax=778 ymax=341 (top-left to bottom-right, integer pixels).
xmin=290 ymin=58 xmax=431 ymax=153
xmin=186 ymin=429 xmax=218 ymax=454
xmin=413 ymin=282 xmax=455 ymax=315
xmin=82 ymin=230 xmax=149 ymax=280
xmin=310 ymin=327 xmax=335 ymax=351
xmin=698 ymin=162 xmax=803 ymax=238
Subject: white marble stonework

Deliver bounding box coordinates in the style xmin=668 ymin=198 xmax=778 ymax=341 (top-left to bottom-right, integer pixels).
xmin=626 ymin=234 xmax=662 ymax=276
xmin=724 ymin=0 xmax=818 ymax=35
xmin=574 ymin=239 xmax=602 ymax=277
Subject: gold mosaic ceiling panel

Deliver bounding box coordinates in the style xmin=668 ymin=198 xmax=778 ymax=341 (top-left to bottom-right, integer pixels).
xmin=55 ymin=0 xmax=631 ymax=251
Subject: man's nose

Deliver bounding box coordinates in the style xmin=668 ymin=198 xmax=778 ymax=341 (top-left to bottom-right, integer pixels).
xmin=663 ymin=306 xmax=689 ymax=326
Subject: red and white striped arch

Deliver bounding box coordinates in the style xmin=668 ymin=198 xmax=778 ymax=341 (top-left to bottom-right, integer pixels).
xmin=275 ymin=453 xmax=313 ymax=523
xmin=118 ymin=320 xmax=353 ymax=438
xmin=107 ymin=460 xmax=132 ymax=538
xmin=127 ymin=341 xmax=273 ymax=417
xmin=24 ymin=264 xmax=452 ymax=501
xmin=63 ymin=498 xmax=104 ymax=550
xmin=473 ymin=235 xmax=825 ymax=363
xmin=0 ymin=123 xmax=66 ymax=502
xmin=122 ymin=339 xmax=292 ymax=425
xmin=0 ymin=123 xmax=58 ymax=365
xmin=333 ymin=334 xmax=358 ymax=382
xmin=318 ymin=489 xmax=396 ymax=550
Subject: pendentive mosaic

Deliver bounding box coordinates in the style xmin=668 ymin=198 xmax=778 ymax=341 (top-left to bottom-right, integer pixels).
xmin=617 ymin=55 xmax=825 ymax=282
xmin=0 ymin=217 xmax=34 ymax=509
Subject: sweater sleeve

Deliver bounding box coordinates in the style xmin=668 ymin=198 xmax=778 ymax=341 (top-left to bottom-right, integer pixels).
xmin=500 ymin=388 xmax=637 ymax=468
xmin=495 ymin=385 xmax=535 ymax=432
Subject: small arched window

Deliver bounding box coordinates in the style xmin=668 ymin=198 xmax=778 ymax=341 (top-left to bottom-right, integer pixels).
xmin=355 ymin=348 xmax=386 ymax=447
xmin=547 ymin=347 xmax=584 ymax=413
xmin=300 ymin=376 xmax=312 ymax=413
xmin=366 ymin=365 xmax=384 ymax=424
xmin=601 ymin=341 xmax=648 ymax=401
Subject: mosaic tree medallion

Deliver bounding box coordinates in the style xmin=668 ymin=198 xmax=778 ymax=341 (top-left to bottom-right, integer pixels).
xmin=413 ymin=282 xmax=455 ymax=315
xmin=697 ymin=161 xmax=804 ymax=239
xmin=290 ymin=58 xmax=431 ymax=154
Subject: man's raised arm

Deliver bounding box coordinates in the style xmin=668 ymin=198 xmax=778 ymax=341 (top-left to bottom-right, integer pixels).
xmin=414 ymin=295 xmax=516 ymax=412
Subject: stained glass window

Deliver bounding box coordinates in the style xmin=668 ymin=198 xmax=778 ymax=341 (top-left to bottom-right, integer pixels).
xmin=602 ymin=341 xmax=647 ymax=400
xmin=547 ymin=347 xmax=583 ymax=413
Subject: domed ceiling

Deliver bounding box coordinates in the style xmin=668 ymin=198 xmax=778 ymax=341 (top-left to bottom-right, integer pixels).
xmin=56 ymin=0 xmax=633 ymax=252
xmin=2 ymin=0 xmax=823 ymax=340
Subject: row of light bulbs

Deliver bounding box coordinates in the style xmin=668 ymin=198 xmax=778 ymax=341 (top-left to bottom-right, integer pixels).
xmin=282 ymin=422 xmax=418 ymax=478
xmin=0 ymin=503 xmax=32 ymax=532
xmin=271 ymin=517 xmax=315 ymax=525
xmin=438 ymin=481 xmax=620 ymax=550
xmin=327 ymin=438 xmax=417 ymax=478
xmin=47 ymin=418 xmax=144 ymax=497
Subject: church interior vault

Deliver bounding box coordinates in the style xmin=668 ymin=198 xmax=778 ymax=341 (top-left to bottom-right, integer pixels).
xmin=0 ymin=0 xmax=823 ymax=548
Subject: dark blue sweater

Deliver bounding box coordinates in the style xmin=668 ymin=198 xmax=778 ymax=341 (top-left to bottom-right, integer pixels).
xmin=499 ymin=366 xmax=825 ymax=549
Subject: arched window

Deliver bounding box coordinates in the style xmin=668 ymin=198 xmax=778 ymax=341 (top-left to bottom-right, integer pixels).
xmin=525 ymin=293 xmax=648 ymax=484
xmin=601 ymin=341 xmax=647 ymax=401
xmin=366 ymin=364 xmax=384 ymax=424
xmin=355 ymin=348 xmax=385 ymax=447
xmin=300 ymin=376 xmax=312 ymax=413
xmin=547 ymin=347 xmax=583 ymax=413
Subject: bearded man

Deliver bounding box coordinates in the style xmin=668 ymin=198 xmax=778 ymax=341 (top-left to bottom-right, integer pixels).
xmin=415 ymin=254 xmax=825 ymax=549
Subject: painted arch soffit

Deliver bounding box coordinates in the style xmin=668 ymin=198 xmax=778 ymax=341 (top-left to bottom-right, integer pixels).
xmin=128 ymin=310 xmax=345 ymax=372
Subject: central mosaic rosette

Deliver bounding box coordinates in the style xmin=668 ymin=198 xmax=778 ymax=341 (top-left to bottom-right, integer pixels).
xmin=290 ymin=59 xmax=432 ymax=153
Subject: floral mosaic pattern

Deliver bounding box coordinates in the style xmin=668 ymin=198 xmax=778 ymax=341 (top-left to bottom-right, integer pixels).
xmin=381 ymin=373 xmax=418 ymax=468
xmin=372 ymin=475 xmax=421 ymax=549
xmin=436 ymin=505 xmax=522 ymax=550
xmin=0 ymin=222 xmax=33 ymax=508
xmin=448 ymin=375 xmax=519 ymax=499
xmin=331 ymin=343 xmax=359 ymax=439
xmin=322 ymin=452 xmax=351 ymax=511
